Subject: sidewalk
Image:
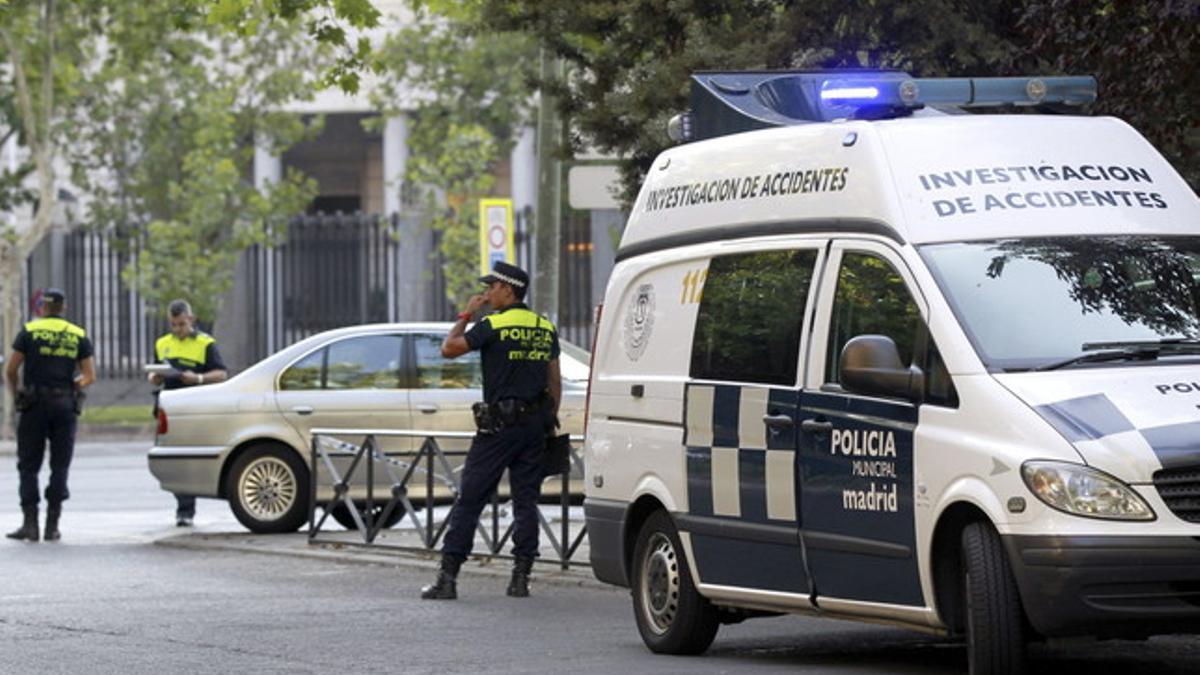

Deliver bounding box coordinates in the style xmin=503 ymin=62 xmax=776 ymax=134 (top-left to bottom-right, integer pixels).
xmin=0 ymin=424 xmax=152 ymax=456
xmin=155 ymin=506 xmax=607 ymax=592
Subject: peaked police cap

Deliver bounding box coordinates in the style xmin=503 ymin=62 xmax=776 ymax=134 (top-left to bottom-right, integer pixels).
xmin=478 ymin=261 xmax=528 ymax=289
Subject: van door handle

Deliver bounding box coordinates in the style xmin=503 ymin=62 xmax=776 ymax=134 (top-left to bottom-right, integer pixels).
xmin=800 ymin=419 xmax=833 ymax=434
xmin=762 ymin=414 xmax=794 ymax=431
xmin=416 ymin=403 xmax=439 ymax=414
xmin=292 ymin=405 xmax=313 ymax=416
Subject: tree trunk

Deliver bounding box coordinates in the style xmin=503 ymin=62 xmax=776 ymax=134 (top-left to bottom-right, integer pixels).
xmin=0 ymin=252 xmax=24 ymax=440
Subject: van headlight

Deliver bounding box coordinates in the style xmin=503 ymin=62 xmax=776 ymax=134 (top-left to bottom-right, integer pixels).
xmin=1021 ymin=461 xmax=1155 ymax=521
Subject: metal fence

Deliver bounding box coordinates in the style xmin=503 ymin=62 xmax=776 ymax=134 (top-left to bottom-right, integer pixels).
xmin=308 ymin=428 xmax=589 ymax=569
xmin=245 ymin=212 xmax=409 ymax=361
xmin=30 ymin=231 xmax=156 ymax=379
xmin=39 ymin=207 xmax=599 ymax=376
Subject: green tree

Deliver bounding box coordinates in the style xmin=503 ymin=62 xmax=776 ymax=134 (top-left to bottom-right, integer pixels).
xmin=477 ymin=0 xmax=1196 ymax=203
xmin=182 ymin=0 xmax=382 ymax=93
xmin=370 ymin=2 xmax=536 ymax=305
xmin=0 ymin=0 xmax=105 ymax=437
xmin=66 ymin=3 xmax=324 ymax=324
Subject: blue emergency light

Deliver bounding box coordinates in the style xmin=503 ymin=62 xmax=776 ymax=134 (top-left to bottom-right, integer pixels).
xmin=669 ymin=71 xmax=1098 ymax=142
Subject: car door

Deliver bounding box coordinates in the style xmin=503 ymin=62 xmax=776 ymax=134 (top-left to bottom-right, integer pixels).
xmin=275 ymin=333 xmax=413 ymax=471
xmin=404 ymin=331 xmax=483 ymax=457
xmin=797 ymin=241 xmax=926 ymax=607
xmin=680 ymin=245 xmax=822 ymax=598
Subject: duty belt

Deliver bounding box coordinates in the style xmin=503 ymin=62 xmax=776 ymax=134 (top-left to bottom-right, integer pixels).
xmin=471 ymin=397 xmax=545 ymax=434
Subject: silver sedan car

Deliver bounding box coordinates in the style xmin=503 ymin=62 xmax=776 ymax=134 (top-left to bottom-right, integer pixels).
xmin=148 ymin=323 xmax=589 ymax=534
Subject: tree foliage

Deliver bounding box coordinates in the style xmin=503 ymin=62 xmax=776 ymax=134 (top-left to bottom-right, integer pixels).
xmin=66 ymin=3 xmax=324 ymax=324
xmin=182 ymin=0 xmax=382 ymax=93
xmin=370 ymin=2 xmax=536 ymax=305
xmin=477 ymin=0 xmax=1198 ymax=203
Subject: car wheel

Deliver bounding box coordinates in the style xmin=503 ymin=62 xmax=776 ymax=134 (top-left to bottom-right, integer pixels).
xmin=328 ymin=501 xmax=406 ymax=530
xmin=226 ymin=443 xmax=309 ymax=534
xmin=631 ymin=510 xmax=719 ymax=655
xmin=961 ymin=521 xmax=1026 ymax=675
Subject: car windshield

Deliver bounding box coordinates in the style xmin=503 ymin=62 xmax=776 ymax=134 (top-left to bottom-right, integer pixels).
xmin=919 ymin=236 xmax=1200 ymax=372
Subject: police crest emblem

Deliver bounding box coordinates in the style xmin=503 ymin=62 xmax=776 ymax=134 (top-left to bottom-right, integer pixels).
xmin=623 ymin=283 xmax=655 ymax=361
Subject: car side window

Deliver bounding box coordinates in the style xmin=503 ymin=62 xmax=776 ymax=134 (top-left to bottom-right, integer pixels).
xmin=325 ymin=335 xmax=402 ymax=390
xmin=413 ymin=334 xmax=482 ymax=389
xmin=825 ymin=252 xmax=920 ymax=385
xmin=279 ymin=349 xmax=324 ymax=390
xmin=690 ymin=248 xmax=818 ymax=386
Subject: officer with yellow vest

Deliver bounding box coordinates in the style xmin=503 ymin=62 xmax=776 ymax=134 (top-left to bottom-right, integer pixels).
xmin=148 ymin=299 xmax=227 ymax=526
xmin=5 ymin=288 xmax=96 ymax=542
xmin=421 ymin=261 xmax=562 ymax=600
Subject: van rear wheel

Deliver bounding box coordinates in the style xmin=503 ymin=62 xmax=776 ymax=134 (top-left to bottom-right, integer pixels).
xmin=961 ymin=521 xmax=1026 ymax=675
xmin=631 ymin=510 xmax=719 ymax=654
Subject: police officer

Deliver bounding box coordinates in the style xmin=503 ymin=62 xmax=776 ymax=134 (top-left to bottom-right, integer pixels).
xmin=421 ymin=261 xmax=561 ymax=600
xmin=147 ymin=299 xmax=227 ymax=526
xmin=5 ymin=288 xmax=95 ymax=542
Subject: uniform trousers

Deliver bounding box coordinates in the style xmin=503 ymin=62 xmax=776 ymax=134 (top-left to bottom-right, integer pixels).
xmin=442 ymin=418 xmax=545 ymax=561
xmin=16 ymin=395 xmax=77 ymax=508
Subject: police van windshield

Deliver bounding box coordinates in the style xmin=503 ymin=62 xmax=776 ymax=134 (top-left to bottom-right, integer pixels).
xmin=919 ymin=236 xmax=1200 ymax=372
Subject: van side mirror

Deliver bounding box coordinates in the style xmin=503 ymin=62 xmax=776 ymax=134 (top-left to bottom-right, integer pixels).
xmin=839 ymin=335 xmax=924 ymax=401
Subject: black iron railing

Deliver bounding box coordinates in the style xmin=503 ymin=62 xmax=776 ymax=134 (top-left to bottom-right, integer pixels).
xmin=308 ymin=428 xmax=588 ymax=569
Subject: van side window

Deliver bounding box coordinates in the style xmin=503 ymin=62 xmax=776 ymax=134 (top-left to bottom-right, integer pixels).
xmin=924 ymin=340 xmax=959 ymax=407
xmin=690 ymin=249 xmax=818 ymax=386
xmin=825 ymin=252 xmax=920 ymax=385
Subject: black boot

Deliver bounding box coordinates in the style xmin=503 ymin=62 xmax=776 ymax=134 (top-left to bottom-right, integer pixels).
xmin=44 ymin=504 xmax=61 ymax=542
xmin=506 ymin=556 xmax=534 ymax=598
xmin=420 ymin=555 xmax=461 ymax=600
xmin=5 ymin=507 xmax=39 ymax=542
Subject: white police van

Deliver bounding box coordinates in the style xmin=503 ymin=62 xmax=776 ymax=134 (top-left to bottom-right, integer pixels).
xmin=582 ymin=71 xmax=1200 ymax=675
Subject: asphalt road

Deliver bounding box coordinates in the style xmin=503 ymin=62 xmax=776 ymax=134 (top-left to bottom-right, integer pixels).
xmin=1 ymin=439 xmax=1198 ymax=674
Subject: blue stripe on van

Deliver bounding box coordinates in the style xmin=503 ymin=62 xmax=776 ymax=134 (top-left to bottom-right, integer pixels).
xmin=1035 ymin=393 xmax=1135 ymax=442
xmin=767 ymin=388 xmax=799 ymax=450
xmin=686 ymin=446 xmax=714 ymax=516
xmin=690 ymin=533 xmax=808 ymax=593
xmin=712 ymin=385 xmax=740 ymax=448
xmin=738 ymin=448 xmax=768 ymax=522
xmin=1140 ymin=421 xmax=1200 ymax=471
xmin=804 ymin=390 xmax=918 ymax=424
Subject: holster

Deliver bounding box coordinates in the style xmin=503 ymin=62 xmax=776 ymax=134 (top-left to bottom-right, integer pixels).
xmin=471 ymin=402 xmax=499 ymax=434
xmin=74 ymin=389 xmax=86 ymax=415
xmin=14 ymin=389 xmax=35 ymax=413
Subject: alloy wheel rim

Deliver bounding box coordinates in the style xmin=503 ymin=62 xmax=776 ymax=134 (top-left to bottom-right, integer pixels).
xmin=640 ymin=532 xmax=680 ymax=635
xmin=239 ymin=457 xmax=297 ymax=521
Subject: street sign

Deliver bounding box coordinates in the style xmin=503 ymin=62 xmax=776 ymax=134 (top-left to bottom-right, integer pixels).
xmin=479 ymin=198 xmax=515 ymax=274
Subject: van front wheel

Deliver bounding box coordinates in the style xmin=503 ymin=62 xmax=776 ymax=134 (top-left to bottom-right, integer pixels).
xmin=961 ymin=521 xmax=1026 ymax=675
xmin=631 ymin=510 xmax=719 ymax=655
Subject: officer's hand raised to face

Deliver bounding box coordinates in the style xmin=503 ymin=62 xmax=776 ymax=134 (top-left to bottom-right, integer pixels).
xmin=465 ymin=293 xmax=488 ymax=314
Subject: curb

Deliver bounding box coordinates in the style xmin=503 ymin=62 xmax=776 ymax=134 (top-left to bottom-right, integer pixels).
xmin=154 ymin=533 xmax=614 ymax=592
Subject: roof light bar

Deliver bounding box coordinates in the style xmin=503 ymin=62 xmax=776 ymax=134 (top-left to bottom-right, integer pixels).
xmin=819 ymin=76 xmax=1097 ymax=111
xmin=679 ymin=71 xmax=1099 ymax=143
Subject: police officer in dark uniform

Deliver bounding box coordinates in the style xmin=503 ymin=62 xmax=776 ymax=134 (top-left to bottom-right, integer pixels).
xmin=421 ymin=261 xmax=561 ymax=600
xmin=148 ymin=299 xmax=227 ymax=526
xmin=5 ymin=288 xmax=96 ymax=542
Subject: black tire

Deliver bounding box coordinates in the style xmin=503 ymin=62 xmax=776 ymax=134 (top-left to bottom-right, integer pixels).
xmin=328 ymin=501 xmax=406 ymax=530
xmin=630 ymin=510 xmax=719 ymax=655
xmin=961 ymin=521 xmax=1026 ymax=675
xmin=226 ymin=443 xmax=310 ymax=534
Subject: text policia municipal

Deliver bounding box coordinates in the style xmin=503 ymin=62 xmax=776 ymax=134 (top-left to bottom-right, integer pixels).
xmin=642 ymin=167 xmax=850 ymax=212
xmin=921 ymin=163 xmax=1170 ymax=217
